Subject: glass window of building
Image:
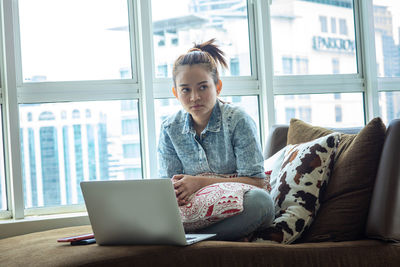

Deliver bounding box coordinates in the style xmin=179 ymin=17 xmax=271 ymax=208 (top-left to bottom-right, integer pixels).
xmin=122 ymin=143 xmax=141 ymax=158
xmin=373 ymin=0 xmax=400 ymax=124
xmin=275 ymin=93 xmax=364 ymax=127
xmin=151 ymin=0 xmax=252 ymax=77
xmin=335 ymin=105 xmax=343 ymax=122
xmin=339 ymin=18 xmax=348 ymax=35
xmin=320 ymin=16 xmax=328 ymax=32
xmin=282 ymin=57 xmax=293 ymax=74
xmin=19 ymin=100 xmax=142 ymax=208
xmin=332 ymin=58 xmax=340 ymax=74
xmin=331 ymin=17 xmax=337 ymax=33
xmin=379 ymin=91 xmax=400 ymax=124
xmin=271 ymin=0 xmax=357 ymax=75
xmin=122 ymin=119 xmax=139 ymax=135
xmin=18 ymin=0 xmax=132 ymax=82
xmin=373 ymin=0 xmax=400 ymax=78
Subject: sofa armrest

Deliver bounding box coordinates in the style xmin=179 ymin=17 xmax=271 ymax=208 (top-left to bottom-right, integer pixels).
xmin=366 ymin=119 xmax=400 ymax=242
xmin=263 ymin=125 xmax=288 ymax=159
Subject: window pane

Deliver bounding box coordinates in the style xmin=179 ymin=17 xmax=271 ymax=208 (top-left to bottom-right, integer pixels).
xmin=19 ymin=100 xmax=142 ymax=208
xmin=270 ymin=0 xmax=357 ymax=75
xmin=373 ymin=0 xmax=400 ymax=77
xmin=275 ymin=93 xmax=364 ymax=127
xmin=379 ymin=91 xmax=400 ymax=124
xmin=0 ymin=108 xmax=6 ymax=211
xmin=19 ymin=0 xmax=132 ymax=82
xmin=151 ymin=0 xmax=251 ymax=78
xmin=154 ymin=96 xmax=260 ymax=147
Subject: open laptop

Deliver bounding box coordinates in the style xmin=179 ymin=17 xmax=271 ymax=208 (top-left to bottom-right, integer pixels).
xmin=80 ymin=179 xmax=215 ymax=246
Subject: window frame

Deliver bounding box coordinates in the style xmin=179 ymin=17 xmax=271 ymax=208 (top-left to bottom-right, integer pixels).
xmin=0 ymin=0 xmax=393 ymax=227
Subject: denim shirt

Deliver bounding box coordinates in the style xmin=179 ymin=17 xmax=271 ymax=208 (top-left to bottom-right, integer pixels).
xmin=157 ymin=100 xmax=266 ymax=179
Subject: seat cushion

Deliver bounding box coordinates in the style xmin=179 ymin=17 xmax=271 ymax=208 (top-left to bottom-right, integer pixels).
xmin=1 ymin=225 xmax=399 ymax=267
xmin=286 ymin=118 xmax=386 ymax=242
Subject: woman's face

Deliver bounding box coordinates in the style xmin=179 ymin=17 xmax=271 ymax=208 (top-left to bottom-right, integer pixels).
xmin=174 ymin=65 xmax=220 ymax=123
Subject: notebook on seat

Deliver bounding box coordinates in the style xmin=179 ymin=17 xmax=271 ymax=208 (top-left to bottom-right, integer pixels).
xmin=80 ymin=179 xmax=215 ymax=246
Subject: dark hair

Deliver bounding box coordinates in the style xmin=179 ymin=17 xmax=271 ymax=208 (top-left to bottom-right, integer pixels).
xmin=172 ymin=39 xmax=228 ymax=87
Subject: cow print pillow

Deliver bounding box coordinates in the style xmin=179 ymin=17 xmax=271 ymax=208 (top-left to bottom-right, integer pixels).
xmin=257 ymin=133 xmax=340 ymax=244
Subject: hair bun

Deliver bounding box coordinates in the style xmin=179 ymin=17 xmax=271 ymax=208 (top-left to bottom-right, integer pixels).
xmin=187 ymin=47 xmax=202 ymax=53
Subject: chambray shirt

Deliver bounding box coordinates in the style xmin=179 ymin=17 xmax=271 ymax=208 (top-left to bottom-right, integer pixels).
xmin=157 ymin=100 xmax=266 ymax=179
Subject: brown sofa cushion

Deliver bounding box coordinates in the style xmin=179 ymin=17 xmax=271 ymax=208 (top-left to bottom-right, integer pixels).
xmin=1 ymin=225 xmax=400 ymax=267
xmin=287 ymin=118 xmax=386 ymax=242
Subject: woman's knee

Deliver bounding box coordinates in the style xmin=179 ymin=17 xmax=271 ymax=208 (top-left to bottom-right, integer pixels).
xmin=243 ymin=188 xmax=274 ymax=217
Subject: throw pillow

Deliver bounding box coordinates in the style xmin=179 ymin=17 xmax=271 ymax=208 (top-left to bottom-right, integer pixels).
xmin=287 ymin=118 xmax=386 ymax=242
xmin=180 ymin=182 xmax=258 ymax=232
xmin=257 ymin=133 xmax=340 ymax=244
xmin=264 ymin=146 xmax=288 ymax=190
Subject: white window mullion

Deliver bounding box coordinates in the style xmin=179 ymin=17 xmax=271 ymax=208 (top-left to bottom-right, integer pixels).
xmin=33 ymin=127 xmax=43 ymax=207
xmin=135 ymin=0 xmax=158 ymax=179
xmin=68 ymin=125 xmax=78 ymax=203
xmin=81 ymin=122 xmax=90 ymax=181
xmin=253 ymin=0 xmax=276 ymax=144
xmin=22 ymin=127 xmax=32 ymax=208
xmin=356 ymin=0 xmax=380 ymax=121
xmin=2 ymin=0 xmax=24 ymax=219
xmin=56 ymin=125 xmax=66 ymax=205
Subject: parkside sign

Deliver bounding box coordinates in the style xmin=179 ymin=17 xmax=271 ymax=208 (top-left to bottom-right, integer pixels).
xmin=312 ymin=36 xmax=355 ymax=53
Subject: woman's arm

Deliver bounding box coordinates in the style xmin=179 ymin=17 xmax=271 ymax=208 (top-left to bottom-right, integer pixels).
xmin=157 ymin=125 xmax=183 ymax=178
xmin=173 ymin=175 xmax=265 ymax=205
xmin=232 ymin=115 xmax=266 ymax=179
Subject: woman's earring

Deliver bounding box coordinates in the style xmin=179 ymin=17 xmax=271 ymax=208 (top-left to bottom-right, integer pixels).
xmin=172 ymin=87 xmax=178 ymax=98
xmin=216 ymin=80 xmax=222 ymax=95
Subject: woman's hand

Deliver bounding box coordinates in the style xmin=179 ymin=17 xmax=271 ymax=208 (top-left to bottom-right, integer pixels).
xmin=171 ymin=175 xmax=204 ymax=206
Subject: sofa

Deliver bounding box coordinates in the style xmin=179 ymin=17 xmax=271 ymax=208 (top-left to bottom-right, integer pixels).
xmin=1 ymin=118 xmax=399 ymax=266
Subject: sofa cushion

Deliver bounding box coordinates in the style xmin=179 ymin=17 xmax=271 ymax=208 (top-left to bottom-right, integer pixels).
xmin=287 ymin=118 xmax=386 ymax=242
xmin=257 ymin=133 xmax=340 ymax=244
xmin=264 ymin=146 xmax=288 ymax=190
xmin=180 ymin=182 xmax=257 ymax=231
xmin=1 ymin=225 xmax=400 ymax=267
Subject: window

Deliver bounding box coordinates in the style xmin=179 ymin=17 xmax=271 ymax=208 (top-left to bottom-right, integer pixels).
xmin=18 ymin=0 xmax=132 ymax=82
xmin=335 ymin=105 xmax=343 ymax=122
xmin=299 ymin=107 xmax=312 ymax=122
xmin=331 ymin=17 xmax=337 ymax=33
xmin=339 ymin=19 xmax=348 ymax=35
xmin=379 ymin=91 xmax=400 ymax=124
xmin=271 ymin=0 xmax=357 ymax=75
xmin=373 ymin=0 xmax=400 ymax=123
xmin=0 ymin=0 xmax=396 ymax=226
xmin=285 ymin=108 xmax=296 ymax=123
xmin=275 ymin=93 xmax=364 ymax=127
xmin=296 ymin=57 xmax=309 ymax=74
xmin=122 ymin=119 xmax=139 ymax=136
xmin=123 ymin=168 xmax=141 ymax=180
xmin=332 ymin=58 xmax=340 ymax=74
xmin=19 ymin=101 xmax=142 ymax=208
xmin=230 ymin=58 xmax=240 ymax=76
xmin=151 ymin=0 xmax=251 ymax=77
xmin=282 ymin=57 xmax=293 ymax=74
xmin=157 ymin=64 xmax=168 ymax=78
xmin=122 ymin=143 xmax=141 ymax=159
xmin=320 ymin=16 xmax=328 ymax=32
xmin=373 ymin=1 xmax=400 ymax=78
xmin=121 ymin=100 xmax=135 ymax=111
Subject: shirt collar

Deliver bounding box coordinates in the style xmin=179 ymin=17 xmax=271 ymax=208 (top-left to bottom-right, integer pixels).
xmin=182 ymin=100 xmax=222 ymax=134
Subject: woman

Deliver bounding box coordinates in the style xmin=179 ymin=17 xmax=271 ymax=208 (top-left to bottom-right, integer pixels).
xmin=157 ymin=39 xmax=274 ymax=241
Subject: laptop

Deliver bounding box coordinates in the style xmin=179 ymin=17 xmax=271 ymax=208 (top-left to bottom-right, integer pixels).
xmin=80 ymin=179 xmax=216 ymax=246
